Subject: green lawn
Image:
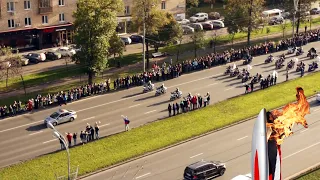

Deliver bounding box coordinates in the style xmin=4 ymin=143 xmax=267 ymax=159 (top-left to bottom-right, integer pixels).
xmin=296 ymin=167 xmax=320 ymax=180
xmin=1 ymin=68 xmax=320 ymax=179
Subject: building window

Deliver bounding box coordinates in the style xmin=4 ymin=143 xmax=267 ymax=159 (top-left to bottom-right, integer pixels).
xmin=24 ymin=0 xmax=31 ymax=10
xmin=161 ymin=1 xmax=166 ymax=10
xmin=59 ymin=0 xmax=65 ymax=6
xmin=59 ymin=13 xmax=65 ymax=22
xmin=40 ymin=0 xmax=51 ymax=8
xmin=8 ymin=19 xmax=15 ymax=28
xmin=124 ymin=6 xmax=130 ymax=15
xmin=7 ymin=2 xmax=15 ymax=12
xmin=42 ymin=15 xmax=48 ymax=24
xmin=25 ymin=17 xmax=32 ymax=26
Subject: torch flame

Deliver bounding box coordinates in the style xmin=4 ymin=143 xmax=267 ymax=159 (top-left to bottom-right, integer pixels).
xmin=267 ymin=87 xmax=310 ymax=145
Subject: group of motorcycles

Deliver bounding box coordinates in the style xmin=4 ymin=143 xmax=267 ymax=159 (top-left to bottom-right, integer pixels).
xmin=142 ymin=81 xmax=182 ymax=101
xmin=224 ymin=66 xmax=262 ymax=84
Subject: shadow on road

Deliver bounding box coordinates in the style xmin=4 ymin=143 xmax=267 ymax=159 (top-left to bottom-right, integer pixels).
xmin=135 ymin=95 xmax=155 ymax=102
xmin=26 ymin=123 xmax=47 ymax=132
xmin=309 ymin=100 xmax=319 ymax=108
xmin=147 ymin=99 xmax=171 ymax=107
xmin=222 ymin=78 xmax=239 ymax=83
xmin=261 ymin=64 xmax=274 ymax=69
xmin=122 ymin=92 xmax=143 ymax=99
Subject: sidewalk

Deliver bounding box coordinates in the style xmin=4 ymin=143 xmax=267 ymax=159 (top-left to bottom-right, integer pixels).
xmin=1 ymin=24 xmax=320 ymax=100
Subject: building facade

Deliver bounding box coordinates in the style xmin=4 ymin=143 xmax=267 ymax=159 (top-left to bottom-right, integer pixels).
xmin=0 ymin=0 xmax=185 ymax=50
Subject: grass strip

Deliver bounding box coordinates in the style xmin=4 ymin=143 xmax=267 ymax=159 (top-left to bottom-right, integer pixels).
xmin=1 ymin=69 xmax=320 ymax=180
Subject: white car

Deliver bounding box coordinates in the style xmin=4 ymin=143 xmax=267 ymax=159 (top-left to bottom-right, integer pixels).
xmin=189 ymin=13 xmax=208 ymax=23
xmin=44 ymin=109 xmax=77 ymax=126
xmin=20 ymin=57 xmax=29 ymax=66
xmin=177 ymin=19 xmax=190 ymax=25
xmin=316 ymin=92 xmax=320 ymax=102
xmin=181 ymin=25 xmax=195 ymax=34
xmin=210 ymin=20 xmax=225 ymax=28
xmin=56 ymin=47 xmax=76 ymax=57
xmin=121 ymin=37 xmax=132 ymax=45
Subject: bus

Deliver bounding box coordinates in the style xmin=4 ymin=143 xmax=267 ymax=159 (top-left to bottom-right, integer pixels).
xmin=262 ymin=9 xmax=282 ymax=19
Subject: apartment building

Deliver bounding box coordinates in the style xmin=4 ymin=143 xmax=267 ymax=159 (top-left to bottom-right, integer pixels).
xmin=0 ymin=0 xmax=76 ymax=50
xmin=0 ymin=0 xmax=185 ymax=50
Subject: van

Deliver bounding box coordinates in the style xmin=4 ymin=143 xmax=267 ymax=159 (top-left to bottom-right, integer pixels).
xmin=210 ymin=20 xmax=225 ymax=28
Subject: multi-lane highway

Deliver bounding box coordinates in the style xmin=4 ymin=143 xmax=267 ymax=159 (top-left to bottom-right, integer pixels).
xmin=82 ymin=97 xmax=320 ymax=180
xmin=0 ymin=40 xmax=319 ymax=172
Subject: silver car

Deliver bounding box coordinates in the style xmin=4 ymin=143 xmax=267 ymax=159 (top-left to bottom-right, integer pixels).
xmin=44 ymin=109 xmax=77 ymax=126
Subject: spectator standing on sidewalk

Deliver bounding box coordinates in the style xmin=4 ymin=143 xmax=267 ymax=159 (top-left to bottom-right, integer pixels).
xmin=66 ymin=132 xmax=73 ymax=147
xmin=122 ymin=115 xmax=130 ymax=131
xmin=176 ymin=102 xmax=180 ymax=114
xmin=73 ymin=133 xmax=77 ymax=145
xmin=286 ymin=70 xmax=289 ymax=81
xmin=90 ymin=126 xmax=95 ymax=140
xmin=172 ymin=103 xmax=176 ymax=116
xmin=80 ymin=131 xmax=86 ymax=144
xmin=95 ymin=122 xmax=100 ymax=139
xmin=168 ymin=104 xmax=172 ymax=116
xmin=59 ymin=135 xmax=65 ymax=150
xmin=206 ymin=92 xmax=211 ymax=105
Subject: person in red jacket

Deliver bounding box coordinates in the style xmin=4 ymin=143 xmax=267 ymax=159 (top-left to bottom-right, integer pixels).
xmin=66 ymin=132 xmax=73 ymax=147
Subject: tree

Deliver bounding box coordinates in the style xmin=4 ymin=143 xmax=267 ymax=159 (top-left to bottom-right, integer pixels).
xmin=108 ymin=32 xmax=125 ymax=66
xmin=172 ymin=24 xmax=184 ymax=62
xmin=225 ymin=0 xmax=265 ymax=45
xmin=72 ymin=0 xmax=123 ymax=84
xmin=132 ymin=0 xmax=169 ymax=69
xmin=191 ymin=30 xmax=206 ymax=58
xmin=187 ymin=0 xmax=199 ymax=8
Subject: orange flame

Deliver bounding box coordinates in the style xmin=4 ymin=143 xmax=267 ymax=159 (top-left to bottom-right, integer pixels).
xmin=267 ymin=87 xmax=310 ymax=145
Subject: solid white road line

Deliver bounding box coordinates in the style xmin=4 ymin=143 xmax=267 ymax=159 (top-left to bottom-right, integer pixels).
xmin=99 ymin=123 xmax=110 ymax=128
xmin=144 ymin=110 xmax=157 ymax=115
xmin=129 ymin=104 xmax=141 ymax=108
xmin=207 ymin=83 xmax=218 ymax=87
xmin=190 ymin=153 xmax=203 ymax=159
xmin=135 ymin=172 xmax=151 ymax=179
xmin=82 ymin=116 xmax=96 ymax=121
xmin=300 ymin=129 xmax=308 ymax=133
xmin=313 ymin=108 xmax=320 ymax=112
xmin=283 ymin=141 xmax=320 ymax=160
xmin=237 ymin=136 xmax=248 ymax=141
xmin=225 ymin=87 xmax=235 ymax=91
xmin=29 ymin=131 xmax=43 ymax=136
xmin=43 ymin=139 xmax=57 ymax=144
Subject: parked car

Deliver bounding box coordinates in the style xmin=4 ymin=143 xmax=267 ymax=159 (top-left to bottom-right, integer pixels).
xmin=45 ymin=51 xmax=62 ymax=60
xmin=181 ymin=25 xmax=195 ymax=34
xmin=44 ymin=109 xmax=78 ymax=126
xmin=23 ymin=53 xmax=43 ymax=64
xmin=121 ymin=37 xmax=132 ymax=45
xmin=208 ymin=12 xmax=221 ymax=20
xmin=269 ymin=16 xmax=284 ymax=25
xmin=189 ymin=13 xmax=208 ymax=23
xmin=56 ymin=47 xmax=76 ymax=57
xmin=130 ymin=35 xmax=143 ymax=43
xmin=183 ymin=160 xmax=226 ymax=180
xmin=282 ymin=12 xmax=290 ymax=19
xmin=210 ymin=20 xmax=225 ymax=28
xmin=201 ymin=22 xmax=214 ymax=30
xmin=20 ymin=57 xmax=29 ymax=66
xmin=310 ymin=7 xmax=320 ymax=15
xmin=177 ymin=19 xmax=190 ymax=25
xmin=189 ymin=23 xmax=203 ymax=31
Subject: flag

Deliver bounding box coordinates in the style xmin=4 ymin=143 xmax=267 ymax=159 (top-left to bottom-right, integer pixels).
xmin=233 ymin=63 xmax=237 ymax=69
xmin=273 ymin=71 xmax=278 ymax=78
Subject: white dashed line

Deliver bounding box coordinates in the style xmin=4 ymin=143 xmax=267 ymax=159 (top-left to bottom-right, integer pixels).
xmin=225 ymin=87 xmax=235 ymax=91
xmin=300 ymin=129 xmax=308 ymax=133
xmin=190 ymin=153 xmax=203 ymax=159
xmin=29 ymin=131 xmax=43 ymax=136
xmin=237 ymin=136 xmax=248 ymax=141
xmin=283 ymin=142 xmax=320 ymax=160
xmin=100 ymin=123 xmax=110 ymax=127
xmin=135 ymin=172 xmax=151 ymax=179
xmin=82 ymin=117 xmax=96 ymax=121
xmin=129 ymin=104 xmax=141 ymax=108
xmin=43 ymin=139 xmax=57 ymax=144
xmin=144 ymin=110 xmax=157 ymax=115
xmin=207 ymin=83 xmax=218 ymax=87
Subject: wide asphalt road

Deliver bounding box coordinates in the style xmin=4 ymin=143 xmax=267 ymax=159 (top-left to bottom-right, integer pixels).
xmin=0 ymin=41 xmax=319 ymax=169
xmin=82 ymin=98 xmax=320 ymax=180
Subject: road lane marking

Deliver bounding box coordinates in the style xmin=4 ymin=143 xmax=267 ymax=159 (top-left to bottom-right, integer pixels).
xmin=100 ymin=123 xmax=110 ymax=127
xmin=237 ymin=136 xmax=248 ymax=141
xmin=136 ymin=172 xmax=151 ymax=179
xmin=29 ymin=131 xmax=43 ymax=136
xmin=0 ymin=121 xmax=43 ymax=133
xmin=283 ymin=141 xmax=320 ymax=160
xmin=225 ymin=87 xmax=235 ymax=91
xmin=190 ymin=153 xmax=203 ymax=159
xmin=82 ymin=116 xmax=96 ymax=121
xmin=207 ymin=83 xmax=218 ymax=87
xmin=129 ymin=104 xmax=141 ymax=108
xmin=313 ymin=108 xmax=320 ymax=112
xmin=43 ymin=139 xmax=57 ymax=144
xmin=300 ymin=129 xmax=308 ymax=133
xmin=144 ymin=110 xmax=157 ymax=115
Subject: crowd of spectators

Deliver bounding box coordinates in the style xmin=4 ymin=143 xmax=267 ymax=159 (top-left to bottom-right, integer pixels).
xmin=1 ymin=29 xmax=320 ymax=119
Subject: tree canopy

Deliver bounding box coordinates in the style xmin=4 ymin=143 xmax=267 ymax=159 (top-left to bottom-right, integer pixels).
xmin=73 ymin=0 xmax=123 ymax=84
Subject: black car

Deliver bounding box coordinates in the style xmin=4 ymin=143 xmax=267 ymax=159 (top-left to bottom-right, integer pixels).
xmin=130 ymin=35 xmax=143 ymax=43
xmin=184 ymin=160 xmax=226 ymax=180
xmin=45 ymin=51 xmax=61 ymax=60
xmin=23 ymin=53 xmax=41 ymax=64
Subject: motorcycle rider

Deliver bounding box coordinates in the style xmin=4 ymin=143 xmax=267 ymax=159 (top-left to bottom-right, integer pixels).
xmin=297 ymin=47 xmax=303 ymax=53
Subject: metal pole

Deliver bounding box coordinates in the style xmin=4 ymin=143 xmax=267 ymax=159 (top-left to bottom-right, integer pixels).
xmin=142 ymin=2 xmax=146 ymax=73
xmin=293 ymin=12 xmax=295 ymax=39
xmin=55 ymin=129 xmax=70 ymax=180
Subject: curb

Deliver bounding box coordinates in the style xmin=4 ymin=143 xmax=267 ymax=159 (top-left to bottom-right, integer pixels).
xmin=78 ymin=92 xmax=317 ymax=179
xmin=285 ymin=162 xmax=320 ymax=180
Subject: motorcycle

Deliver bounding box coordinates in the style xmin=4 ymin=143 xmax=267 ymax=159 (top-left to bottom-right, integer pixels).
xmin=170 ymin=91 xmax=182 ymax=101
xmin=296 ymin=63 xmax=304 ymax=72
xmin=243 ymin=56 xmax=253 ymax=65
xmin=155 ymin=86 xmax=167 ymax=96
xmin=143 ymin=84 xmax=154 ymax=93
xmin=242 ymin=75 xmax=251 ymax=83
xmin=296 ymin=48 xmax=304 ymax=56
xmin=275 ymin=59 xmax=285 ymax=70
xmin=230 ymin=70 xmax=240 ymax=77
xmin=287 ymin=47 xmax=296 ymax=55
xmin=307 ymin=51 xmax=318 ymax=59
xmin=224 ymin=67 xmax=232 ymax=75
xmin=308 ymin=62 xmax=319 ymax=72
xmin=287 ymin=61 xmax=295 ymax=70
xmin=265 ymin=56 xmax=274 ymax=64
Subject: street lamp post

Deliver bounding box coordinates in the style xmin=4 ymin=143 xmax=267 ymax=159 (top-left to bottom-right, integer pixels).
xmin=47 ymin=123 xmax=71 ymax=180
xmin=142 ymin=1 xmax=146 ymax=73
xmin=293 ymin=0 xmax=299 ymax=38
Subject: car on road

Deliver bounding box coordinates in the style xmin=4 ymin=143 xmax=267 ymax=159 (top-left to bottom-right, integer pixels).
xmin=56 ymin=47 xmax=76 ymax=57
xmin=189 ymin=13 xmax=208 ymax=23
xmin=178 ymin=19 xmax=190 ymax=25
xmin=121 ymin=37 xmax=132 ymax=45
xmin=182 ymin=25 xmax=195 ymax=34
xmin=231 ymin=174 xmax=252 ymax=180
xmin=310 ymin=7 xmax=320 ymax=15
xmin=45 ymin=51 xmax=62 ymax=60
xmin=130 ymin=35 xmax=143 ymax=43
xmin=183 ymin=160 xmax=226 ymax=180
xmin=44 ymin=109 xmax=77 ymax=126
xmin=23 ymin=53 xmax=45 ymax=64
xmin=268 ymin=16 xmax=284 ymax=25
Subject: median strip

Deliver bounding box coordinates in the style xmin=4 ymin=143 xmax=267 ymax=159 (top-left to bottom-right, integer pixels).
xmin=1 ymin=71 xmax=320 ymax=179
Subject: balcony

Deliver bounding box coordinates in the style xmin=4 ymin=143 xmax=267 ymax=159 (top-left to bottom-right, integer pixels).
xmin=39 ymin=7 xmax=53 ymax=14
